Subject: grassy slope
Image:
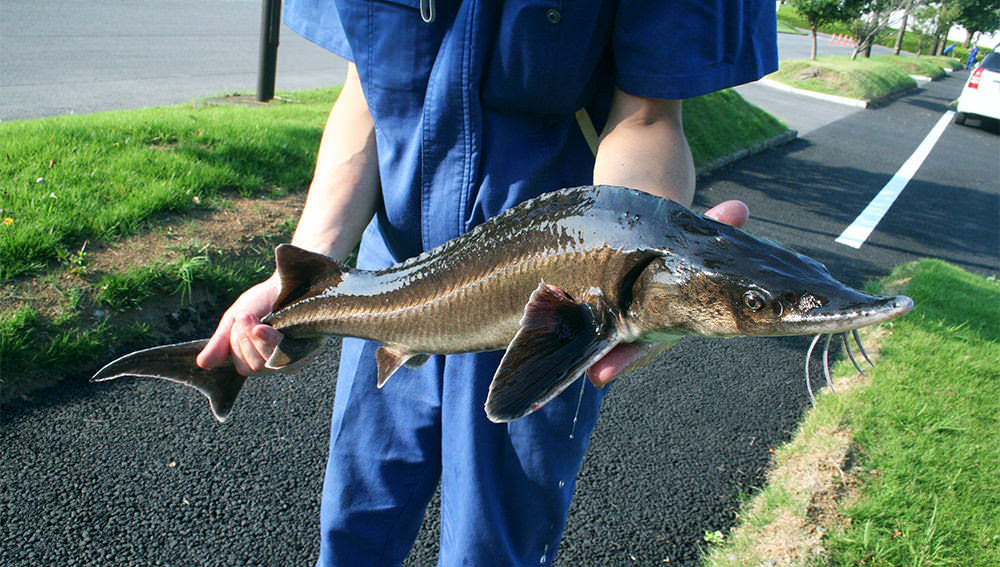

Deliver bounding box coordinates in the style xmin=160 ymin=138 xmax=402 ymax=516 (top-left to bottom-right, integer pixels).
xmin=770 ymin=56 xmax=917 ymax=101
xmin=703 ymin=260 xmax=1000 ymax=566
xmin=0 ymin=88 xmax=784 ymax=281
xmin=831 ymin=261 xmax=1000 ymax=566
xmin=0 ymin=87 xmax=788 ymax=399
xmin=769 ymin=54 xmax=961 ymax=102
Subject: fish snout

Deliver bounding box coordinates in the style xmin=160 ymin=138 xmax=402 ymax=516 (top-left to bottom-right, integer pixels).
xmin=791 ymin=293 xmax=913 ymax=335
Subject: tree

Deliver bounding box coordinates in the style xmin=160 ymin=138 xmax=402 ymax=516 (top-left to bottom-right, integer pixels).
xmin=953 ymin=0 xmax=1000 ymax=39
xmin=893 ymin=0 xmax=917 ymax=55
xmin=845 ymin=0 xmax=911 ymax=59
xmin=913 ymin=2 xmax=963 ymax=54
xmin=790 ymin=0 xmax=858 ymax=59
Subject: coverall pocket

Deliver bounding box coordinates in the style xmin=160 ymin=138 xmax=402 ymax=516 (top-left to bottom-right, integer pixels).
xmin=363 ymin=0 xmax=438 ymax=92
xmin=482 ymin=0 xmax=613 ymax=116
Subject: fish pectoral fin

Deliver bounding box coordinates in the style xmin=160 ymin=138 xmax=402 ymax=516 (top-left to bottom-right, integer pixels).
xmin=91 ymin=339 xmax=246 ymax=423
xmin=485 ymin=282 xmax=620 ymax=423
xmin=375 ymin=346 xmax=427 ymax=388
xmin=265 ymin=336 xmax=326 ymax=371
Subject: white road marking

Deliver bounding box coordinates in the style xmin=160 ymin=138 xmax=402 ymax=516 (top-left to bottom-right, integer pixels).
xmin=835 ymin=110 xmax=955 ymax=249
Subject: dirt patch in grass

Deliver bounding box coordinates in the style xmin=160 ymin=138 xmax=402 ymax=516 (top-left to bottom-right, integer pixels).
xmin=706 ymin=330 xmax=887 ymax=567
xmin=4 ymin=194 xmax=304 ymax=322
xmin=1 ymin=193 xmax=305 ymax=401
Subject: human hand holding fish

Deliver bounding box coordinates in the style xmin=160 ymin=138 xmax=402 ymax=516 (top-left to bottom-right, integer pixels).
xmin=195 ymin=275 xmax=285 ymax=377
xmin=93 ymin=186 xmax=912 ymax=423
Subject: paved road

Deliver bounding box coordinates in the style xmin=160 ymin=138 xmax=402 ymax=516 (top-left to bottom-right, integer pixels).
xmin=1 ymin=0 xmax=348 ymax=121
xmin=3 ymin=1 xmax=884 ymax=122
xmin=4 ymin=73 xmax=996 ymax=566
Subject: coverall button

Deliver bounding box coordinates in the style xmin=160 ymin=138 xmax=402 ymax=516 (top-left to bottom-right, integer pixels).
xmin=545 ymin=9 xmax=561 ymax=24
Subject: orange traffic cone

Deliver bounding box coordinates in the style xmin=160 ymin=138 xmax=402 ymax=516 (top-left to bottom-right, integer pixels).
xmin=829 ymin=33 xmax=838 ymax=46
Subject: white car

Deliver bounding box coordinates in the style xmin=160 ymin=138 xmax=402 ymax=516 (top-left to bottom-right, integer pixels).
xmin=955 ymin=48 xmax=1000 ymax=132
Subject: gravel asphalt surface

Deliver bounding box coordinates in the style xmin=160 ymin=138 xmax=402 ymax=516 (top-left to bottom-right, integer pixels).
xmin=2 ymin=330 xmax=819 ymax=566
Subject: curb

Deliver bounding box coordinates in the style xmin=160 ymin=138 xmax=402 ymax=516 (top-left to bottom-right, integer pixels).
xmin=758 ymin=78 xmax=870 ymax=108
xmin=696 ymin=129 xmax=799 ymax=177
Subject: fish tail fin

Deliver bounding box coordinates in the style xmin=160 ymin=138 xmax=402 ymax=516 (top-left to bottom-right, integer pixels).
xmin=91 ymin=339 xmax=246 ymax=422
xmin=271 ymin=244 xmax=353 ymax=312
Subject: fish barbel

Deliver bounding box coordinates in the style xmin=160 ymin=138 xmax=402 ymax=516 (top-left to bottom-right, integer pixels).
xmin=92 ymin=186 xmax=913 ymax=422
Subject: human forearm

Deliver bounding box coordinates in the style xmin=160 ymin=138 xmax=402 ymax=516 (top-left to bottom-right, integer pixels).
xmin=592 ymin=88 xmax=695 ymax=207
xmin=290 ymin=63 xmax=380 ymax=262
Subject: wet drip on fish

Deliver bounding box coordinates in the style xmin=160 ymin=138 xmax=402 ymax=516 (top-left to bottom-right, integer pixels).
xmin=569 ymin=377 xmax=587 ymax=440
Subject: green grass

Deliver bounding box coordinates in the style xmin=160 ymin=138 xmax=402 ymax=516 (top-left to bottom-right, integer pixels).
xmin=0 ymin=86 xmax=790 ymax=400
xmin=684 ymin=89 xmax=788 ymax=166
xmin=769 ymin=56 xmax=922 ymax=101
xmin=0 ymin=241 xmax=282 ymax=398
xmin=702 ymin=260 xmax=1000 ymax=566
xmin=0 ymin=89 xmax=339 ymax=280
xmin=777 ymin=19 xmax=808 ymax=35
xmin=830 ymin=261 xmax=1000 ymax=566
xmin=0 ymin=87 xmax=786 ymax=282
xmin=870 ymin=55 xmax=948 ymax=79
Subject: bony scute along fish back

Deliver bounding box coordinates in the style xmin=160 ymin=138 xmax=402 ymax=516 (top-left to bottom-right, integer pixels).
xmin=92 ymin=186 xmax=913 ymax=423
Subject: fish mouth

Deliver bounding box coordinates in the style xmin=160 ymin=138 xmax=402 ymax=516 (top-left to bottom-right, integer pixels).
xmin=779 ymin=294 xmax=914 ymax=335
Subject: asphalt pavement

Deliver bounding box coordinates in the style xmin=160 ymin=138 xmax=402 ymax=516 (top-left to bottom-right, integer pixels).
xmin=2 ymin=2 xmax=882 ymax=122
xmin=1 ymin=0 xmax=348 ymax=121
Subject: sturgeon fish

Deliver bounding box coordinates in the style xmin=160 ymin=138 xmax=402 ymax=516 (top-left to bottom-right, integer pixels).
xmin=92 ymin=185 xmax=912 ymax=423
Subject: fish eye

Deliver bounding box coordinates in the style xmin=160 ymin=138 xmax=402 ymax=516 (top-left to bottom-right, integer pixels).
xmin=742 ymin=290 xmax=766 ymax=312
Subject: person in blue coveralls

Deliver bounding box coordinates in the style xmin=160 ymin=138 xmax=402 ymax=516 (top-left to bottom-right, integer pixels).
xmin=967 ymin=44 xmax=980 ymax=69
xmin=197 ymin=1 xmax=777 ymax=565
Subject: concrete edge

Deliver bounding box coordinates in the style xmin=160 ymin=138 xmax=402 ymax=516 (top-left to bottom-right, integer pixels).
xmin=696 ymin=129 xmax=799 ymax=177
xmin=758 ymin=78 xmax=869 ymax=108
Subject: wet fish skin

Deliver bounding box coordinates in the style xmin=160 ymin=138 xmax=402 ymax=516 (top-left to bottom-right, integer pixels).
xmin=92 ymin=185 xmax=913 ymax=423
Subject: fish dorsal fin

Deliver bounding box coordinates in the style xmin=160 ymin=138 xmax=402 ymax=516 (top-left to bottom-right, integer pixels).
xmin=271 ymin=244 xmax=350 ymax=312
xmin=375 ymin=346 xmax=429 ymax=388
xmin=485 ymin=283 xmax=621 ymax=423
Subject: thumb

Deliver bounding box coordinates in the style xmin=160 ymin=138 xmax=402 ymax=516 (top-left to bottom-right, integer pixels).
xmin=704 ymin=200 xmax=749 ymax=228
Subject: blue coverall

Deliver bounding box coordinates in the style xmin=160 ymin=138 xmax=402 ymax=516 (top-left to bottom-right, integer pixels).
xmin=283 ymin=1 xmax=778 ymax=565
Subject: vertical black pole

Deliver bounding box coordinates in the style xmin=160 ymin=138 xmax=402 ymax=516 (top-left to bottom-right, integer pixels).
xmin=257 ymin=0 xmax=281 ymax=102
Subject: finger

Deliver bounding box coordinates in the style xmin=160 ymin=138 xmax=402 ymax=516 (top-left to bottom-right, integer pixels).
xmin=234 ymin=336 xmax=265 ymax=375
xmin=704 ymin=199 xmax=749 ymax=228
xmin=246 ymin=322 xmax=283 ymax=368
xmin=231 ymin=313 xmax=269 ymax=375
xmin=251 ymin=323 xmax=284 ymax=347
xmin=587 ymin=343 xmax=651 ymax=388
xmin=196 ymin=313 xmax=236 ymax=369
